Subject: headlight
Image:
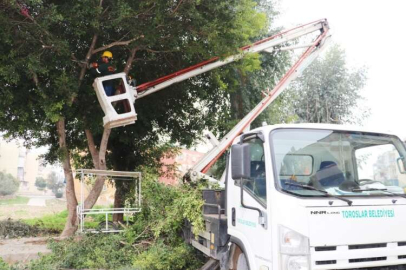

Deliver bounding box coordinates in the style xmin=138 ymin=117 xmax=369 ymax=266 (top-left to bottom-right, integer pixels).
xmin=279 ymin=225 xmax=310 ymax=270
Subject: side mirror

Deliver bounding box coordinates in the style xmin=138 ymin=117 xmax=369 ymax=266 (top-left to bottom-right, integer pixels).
xmin=231 ymin=143 xmax=251 ymax=180
xmin=397 ymin=157 xmax=406 ymax=174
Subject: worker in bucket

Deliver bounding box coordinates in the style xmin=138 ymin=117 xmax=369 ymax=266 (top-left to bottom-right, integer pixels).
xmin=89 ymin=51 xmax=116 ymax=96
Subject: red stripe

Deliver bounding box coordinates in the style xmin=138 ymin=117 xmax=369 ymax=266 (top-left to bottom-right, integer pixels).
xmin=137 ymin=19 xmax=327 ymax=93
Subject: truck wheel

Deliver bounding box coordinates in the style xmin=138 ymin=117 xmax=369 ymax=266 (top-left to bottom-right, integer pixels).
xmin=236 ymin=252 xmax=249 ymax=270
xmin=231 ymin=245 xmax=249 ymax=270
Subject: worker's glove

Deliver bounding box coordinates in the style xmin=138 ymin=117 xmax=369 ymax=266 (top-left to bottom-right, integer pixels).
xmin=91 ymin=62 xmax=98 ymax=68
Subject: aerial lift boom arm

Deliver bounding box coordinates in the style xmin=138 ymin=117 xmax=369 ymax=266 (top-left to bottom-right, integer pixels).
xmin=190 ymin=21 xmax=331 ymax=179
xmin=135 ymin=19 xmax=328 ymax=99
xmin=93 ymin=19 xmax=330 ymax=129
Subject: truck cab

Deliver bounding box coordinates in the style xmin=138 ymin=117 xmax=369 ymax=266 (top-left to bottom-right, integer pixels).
xmin=222 ymin=124 xmax=406 ymax=270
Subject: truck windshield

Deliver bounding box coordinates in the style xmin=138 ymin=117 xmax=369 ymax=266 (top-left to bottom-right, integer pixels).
xmin=271 ymin=129 xmax=406 ymax=197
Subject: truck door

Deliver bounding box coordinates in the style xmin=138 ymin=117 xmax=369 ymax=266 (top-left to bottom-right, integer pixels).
xmin=228 ymin=136 xmax=272 ymax=269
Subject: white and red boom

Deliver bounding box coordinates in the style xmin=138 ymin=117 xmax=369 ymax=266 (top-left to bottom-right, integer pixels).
xmin=93 ymin=19 xmax=330 ymax=129
xmin=190 ymin=23 xmax=330 ymax=181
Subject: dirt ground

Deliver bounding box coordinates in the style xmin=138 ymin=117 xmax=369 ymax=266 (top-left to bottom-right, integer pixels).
xmin=0 ymin=197 xmax=67 ymax=265
xmin=0 ymin=237 xmax=52 ymax=264
xmin=0 ymin=198 xmax=66 ymax=220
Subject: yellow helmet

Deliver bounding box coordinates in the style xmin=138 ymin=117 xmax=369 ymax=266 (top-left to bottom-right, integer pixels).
xmin=102 ymin=51 xmax=113 ymax=59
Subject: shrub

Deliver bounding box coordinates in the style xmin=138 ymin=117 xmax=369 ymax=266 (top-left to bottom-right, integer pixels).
xmin=132 ymin=240 xmax=203 ymax=270
xmin=0 ymin=258 xmax=8 ymax=270
xmin=27 ymin=234 xmax=134 ymax=270
xmin=0 ymin=220 xmax=58 ymax=239
xmin=55 ymin=190 xmax=63 ymax=198
xmin=0 ymin=171 xmax=19 ymax=196
xmin=24 ymin=168 xmax=207 ymax=270
xmin=34 ymin=177 xmax=47 ymax=191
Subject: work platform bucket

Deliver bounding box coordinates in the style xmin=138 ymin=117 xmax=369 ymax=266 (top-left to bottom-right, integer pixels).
xmin=92 ymin=72 xmax=137 ymax=129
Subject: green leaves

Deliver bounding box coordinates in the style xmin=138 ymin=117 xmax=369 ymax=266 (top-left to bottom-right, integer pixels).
xmin=291 ymin=44 xmax=368 ymax=124
xmin=0 ymin=0 xmax=276 ymax=166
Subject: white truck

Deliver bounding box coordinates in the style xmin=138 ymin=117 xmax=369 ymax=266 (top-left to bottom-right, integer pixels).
xmin=192 ymin=123 xmax=406 ymax=270
xmin=93 ymin=19 xmax=406 ymax=269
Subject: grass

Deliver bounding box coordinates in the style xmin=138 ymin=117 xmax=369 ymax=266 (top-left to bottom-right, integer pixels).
xmin=23 ymin=208 xmax=116 ymax=232
xmin=24 ymin=210 xmax=69 ymax=231
xmin=0 ymin=196 xmax=29 ymax=205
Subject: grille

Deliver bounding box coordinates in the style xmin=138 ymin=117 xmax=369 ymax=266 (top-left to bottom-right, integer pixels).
xmin=349 ymin=257 xmax=387 ymax=263
xmin=349 ymin=243 xmax=387 ymax=250
xmin=315 ymin=246 xmax=337 ymax=251
xmin=312 ymin=242 xmax=406 ymax=269
xmin=342 ymin=265 xmax=406 ymax=270
xmin=315 ymin=260 xmax=336 ymax=265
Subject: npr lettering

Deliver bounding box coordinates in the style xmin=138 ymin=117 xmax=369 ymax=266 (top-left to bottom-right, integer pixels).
xmin=310 ymin=211 xmax=327 ymax=215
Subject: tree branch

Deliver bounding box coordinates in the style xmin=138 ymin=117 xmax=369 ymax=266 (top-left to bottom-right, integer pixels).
xmin=92 ymin=36 xmax=144 ymax=54
xmin=57 ymin=118 xmax=79 ymax=237
xmin=171 ymin=0 xmax=185 ymax=14
xmin=84 ymin=129 xmax=100 ymax=168
xmin=14 ymin=1 xmax=52 ymax=37
xmin=124 ymin=47 xmax=138 ymax=75
xmin=83 ymin=127 xmax=111 ymax=210
xmin=99 ymin=127 xmax=111 ymax=168
xmin=79 ymin=34 xmax=98 ymax=85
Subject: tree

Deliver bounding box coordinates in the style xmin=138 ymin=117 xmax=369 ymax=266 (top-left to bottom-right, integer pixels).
xmin=35 ymin=177 xmax=47 ymax=191
xmin=46 ymin=171 xmax=63 ymax=195
xmin=0 ymin=0 xmax=271 ymax=236
xmin=291 ymin=44 xmax=368 ymax=124
xmin=0 ymin=171 xmax=19 ymax=196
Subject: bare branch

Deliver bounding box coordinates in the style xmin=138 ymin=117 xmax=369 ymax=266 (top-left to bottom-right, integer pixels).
xmin=84 ymin=129 xmax=100 ymax=168
xmin=124 ymin=47 xmax=138 ymax=75
xmin=92 ymin=35 xmax=144 ymax=54
xmin=78 ymin=34 xmax=98 ymax=85
xmin=171 ymin=0 xmax=185 ymax=14
xmin=98 ymin=127 xmax=111 ymax=168
xmin=83 ymin=127 xmax=111 ymax=210
xmin=32 ymin=72 xmax=39 ymax=87
xmin=15 ymin=1 xmax=52 ymax=37
xmin=144 ymin=48 xmax=176 ymax=54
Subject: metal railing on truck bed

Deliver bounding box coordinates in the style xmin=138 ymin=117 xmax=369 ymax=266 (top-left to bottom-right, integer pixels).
xmin=185 ymin=189 xmax=228 ymax=260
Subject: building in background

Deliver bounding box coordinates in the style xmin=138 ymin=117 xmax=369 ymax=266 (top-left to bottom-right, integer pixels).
xmin=0 ymin=139 xmax=62 ymax=195
xmin=159 ymin=149 xmax=205 ymax=185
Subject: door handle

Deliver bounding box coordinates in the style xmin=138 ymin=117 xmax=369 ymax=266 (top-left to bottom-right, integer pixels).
xmin=232 ymin=207 xmax=236 ymax=226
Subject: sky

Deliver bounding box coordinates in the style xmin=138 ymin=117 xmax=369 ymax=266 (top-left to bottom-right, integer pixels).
xmin=275 ymin=0 xmax=406 ymax=138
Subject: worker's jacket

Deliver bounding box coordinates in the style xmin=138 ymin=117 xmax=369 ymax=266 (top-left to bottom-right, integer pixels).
xmin=90 ymin=60 xmax=116 ymax=87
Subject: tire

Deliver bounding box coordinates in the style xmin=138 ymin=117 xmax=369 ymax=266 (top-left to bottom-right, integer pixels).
xmin=97 ymin=221 xmax=118 ymax=231
xmin=230 ymin=244 xmax=250 ymax=270
xmin=236 ymin=252 xmax=249 ymax=270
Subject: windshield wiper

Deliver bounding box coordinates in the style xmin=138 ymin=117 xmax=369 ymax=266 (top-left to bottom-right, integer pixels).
xmin=284 ymin=182 xmax=353 ymax=206
xmin=352 ymin=188 xmax=406 ymax=199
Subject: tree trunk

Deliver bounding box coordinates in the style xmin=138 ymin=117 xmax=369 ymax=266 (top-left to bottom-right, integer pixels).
xmin=112 ymin=182 xmax=124 ymax=223
xmin=57 ymin=118 xmax=79 ymax=237
xmin=83 ymin=127 xmax=111 ymax=210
